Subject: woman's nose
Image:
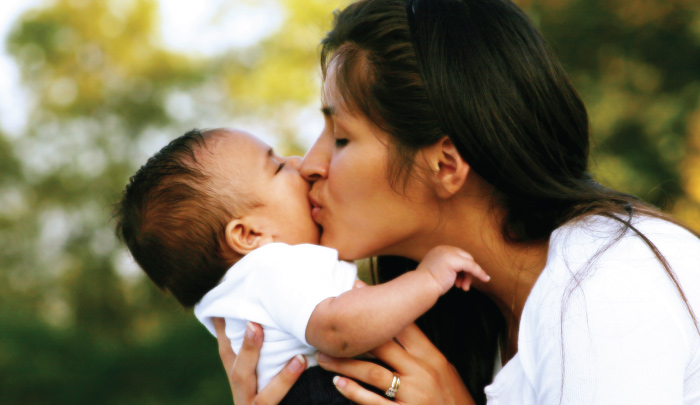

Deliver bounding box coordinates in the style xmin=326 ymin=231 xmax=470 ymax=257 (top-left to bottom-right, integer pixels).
xmin=300 ymin=134 xmax=332 ymax=181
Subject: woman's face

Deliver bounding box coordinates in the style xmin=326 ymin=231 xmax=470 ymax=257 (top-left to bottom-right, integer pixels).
xmin=300 ymin=68 xmax=439 ymax=261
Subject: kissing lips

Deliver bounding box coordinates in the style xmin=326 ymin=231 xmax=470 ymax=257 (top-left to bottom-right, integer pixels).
xmin=308 ymin=195 xmax=323 ymax=222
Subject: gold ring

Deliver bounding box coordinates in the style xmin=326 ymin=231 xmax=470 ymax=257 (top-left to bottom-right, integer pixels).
xmin=385 ymin=373 xmax=401 ymax=398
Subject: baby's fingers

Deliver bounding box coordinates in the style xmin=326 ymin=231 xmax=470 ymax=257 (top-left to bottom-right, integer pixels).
xmin=456 ymin=253 xmax=490 ymax=283
xmin=456 ymin=273 xmax=474 ymax=291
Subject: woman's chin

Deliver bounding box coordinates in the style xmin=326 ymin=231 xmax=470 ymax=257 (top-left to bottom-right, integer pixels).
xmin=319 ymin=234 xmax=346 ymax=257
xmin=319 ymin=231 xmax=367 ymax=261
xmin=319 ymin=232 xmax=334 ymax=250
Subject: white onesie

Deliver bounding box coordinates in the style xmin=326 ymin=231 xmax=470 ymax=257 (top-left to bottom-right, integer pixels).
xmin=194 ymin=243 xmax=357 ymax=390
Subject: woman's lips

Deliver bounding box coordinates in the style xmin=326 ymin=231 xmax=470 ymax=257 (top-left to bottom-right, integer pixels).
xmin=309 ymin=196 xmax=322 ymax=222
xmin=308 ymin=195 xmax=324 ymax=238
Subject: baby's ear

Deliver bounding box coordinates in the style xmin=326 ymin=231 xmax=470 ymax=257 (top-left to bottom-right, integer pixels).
xmin=224 ymin=218 xmax=271 ymax=255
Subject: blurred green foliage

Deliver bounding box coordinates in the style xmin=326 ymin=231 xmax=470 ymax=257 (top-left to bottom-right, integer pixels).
xmin=0 ymin=0 xmax=698 ymax=403
xmin=525 ymin=0 xmax=700 ymax=214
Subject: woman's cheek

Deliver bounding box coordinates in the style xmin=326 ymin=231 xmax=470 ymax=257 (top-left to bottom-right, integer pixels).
xmin=320 ymin=203 xmax=370 ymax=259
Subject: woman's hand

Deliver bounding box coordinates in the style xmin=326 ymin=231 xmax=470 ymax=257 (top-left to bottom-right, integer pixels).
xmin=214 ymin=318 xmax=305 ymax=404
xmin=317 ymin=323 xmax=475 ymax=405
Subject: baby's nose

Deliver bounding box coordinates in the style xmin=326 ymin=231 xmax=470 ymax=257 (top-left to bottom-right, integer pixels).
xmin=286 ymin=156 xmax=303 ymax=170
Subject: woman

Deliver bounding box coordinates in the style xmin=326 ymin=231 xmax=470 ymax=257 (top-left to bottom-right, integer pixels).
xmin=216 ymin=0 xmax=700 ymax=403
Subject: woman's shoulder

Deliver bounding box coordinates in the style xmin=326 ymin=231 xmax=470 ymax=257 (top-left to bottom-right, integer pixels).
xmin=517 ymin=215 xmax=700 ymax=403
xmin=549 ymin=214 xmax=700 ymax=274
xmin=553 ymin=213 xmax=697 ymax=244
xmin=525 ymin=213 xmax=700 ymax=335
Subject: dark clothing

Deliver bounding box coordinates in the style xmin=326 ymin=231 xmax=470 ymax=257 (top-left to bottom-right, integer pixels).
xmin=279 ymin=366 xmax=354 ymax=404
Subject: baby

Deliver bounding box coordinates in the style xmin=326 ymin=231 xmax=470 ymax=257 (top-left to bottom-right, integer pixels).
xmin=114 ymin=128 xmax=489 ymax=392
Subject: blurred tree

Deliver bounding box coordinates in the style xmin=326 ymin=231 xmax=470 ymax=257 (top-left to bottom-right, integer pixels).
xmin=4 ymin=0 xmax=203 ymax=340
xmin=517 ymin=0 xmax=700 ymax=224
xmin=0 ymin=0 xmax=347 ymax=403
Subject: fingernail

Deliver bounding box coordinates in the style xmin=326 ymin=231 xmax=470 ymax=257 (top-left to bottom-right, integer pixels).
xmin=484 ymin=275 xmax=491 ymax=281
xmin=317 ymin=352 xmax=332 ymax=363
xmin=353 ymin=279 xmax=367 ymax=289
xmin=289 ymin=354 xmax=305 ymax=372
xmin=245 ymin=322 xmax=256 ymax=339
xmin=333 ymin=376 xmax=346 ymax=389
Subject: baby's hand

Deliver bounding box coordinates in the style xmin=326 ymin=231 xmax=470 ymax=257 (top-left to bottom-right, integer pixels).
xmin=417 ymin=245 xmax=490 ymax=294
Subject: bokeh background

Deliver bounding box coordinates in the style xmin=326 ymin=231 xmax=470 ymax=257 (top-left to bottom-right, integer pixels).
xmin=0 ymin=0 xmax=699 ymax=403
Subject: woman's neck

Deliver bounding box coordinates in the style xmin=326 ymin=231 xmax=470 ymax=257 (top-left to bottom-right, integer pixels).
xmin=449 ymin=218 xmax=549 ymax=363
xmin=399 ymin=187 xmax=550 ymax=362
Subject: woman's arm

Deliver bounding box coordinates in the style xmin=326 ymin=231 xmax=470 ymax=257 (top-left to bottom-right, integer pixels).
xmin=317 ymin=322 xmax=476 ymax=405
xmin=307 ymin=246 xmax=488 ymax=358
xmin=214 ymin=318 xmax=305 ymax=404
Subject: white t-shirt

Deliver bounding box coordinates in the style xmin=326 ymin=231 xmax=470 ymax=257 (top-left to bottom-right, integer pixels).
xmin=485 ymin=216 xmax=700 ymax=404
xmin=194 ymin=243 xmax=357 ymax=390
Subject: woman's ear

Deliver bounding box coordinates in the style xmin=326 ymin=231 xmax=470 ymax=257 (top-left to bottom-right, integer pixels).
xmin=224 ymin=217 xmax=271 ymax=256
xmin=424 ymin=136 xmax=470 ymax=199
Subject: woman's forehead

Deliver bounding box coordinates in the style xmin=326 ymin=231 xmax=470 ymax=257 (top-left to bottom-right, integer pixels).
xmin=321 ymin=65 xmax=342 ymax=114
xmin=321 ymin=53 xmax=362 ymax=117
xmin=322 ymin=47 xmax=377 ymax=122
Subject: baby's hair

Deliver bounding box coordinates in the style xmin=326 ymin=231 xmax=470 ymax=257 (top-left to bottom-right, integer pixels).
xmin=114 ymin=129 xmax=251 ymax=307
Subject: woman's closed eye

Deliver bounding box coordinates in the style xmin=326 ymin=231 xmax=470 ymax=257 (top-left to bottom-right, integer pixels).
xmin=334 ymin=138 xmax=349 ymax=148
xmin=275 ymin=161 xmax=286 ymax=174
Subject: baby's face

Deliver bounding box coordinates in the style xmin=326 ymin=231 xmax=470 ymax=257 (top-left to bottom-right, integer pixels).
xmin=205 ymin=129 xmax=320 ymax=246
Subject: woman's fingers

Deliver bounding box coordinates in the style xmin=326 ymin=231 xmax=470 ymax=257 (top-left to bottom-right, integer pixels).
xmin=319 ymin=328 xmax=464 ymax=404
xmin=317 ymin=352 xmax=395 ymax=390
xmin=229 ymin=322 xmax=264 ymax=403
xmin=214 ymin=317 xmax=236 ymax=374
xmin=215 ymin=320 xmax=303 ymax=404
xmin=317 ymin=327 xmax=428 ymax=381
xmin=392 ymin=323 xmax=443 ymax=363
xmin=256 ymin=354 xmax=307 ymax=404
xmin=353 ymin=279 xmax=368 ymax=289
xmin=333 ymin=376 xmax=393 ymax=405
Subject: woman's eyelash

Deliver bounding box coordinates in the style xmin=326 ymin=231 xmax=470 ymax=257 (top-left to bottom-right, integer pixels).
xmin=275 ymin=161 xmax=286 ymax=174
xmin=334 ymin=138 xmax=349 ymax=147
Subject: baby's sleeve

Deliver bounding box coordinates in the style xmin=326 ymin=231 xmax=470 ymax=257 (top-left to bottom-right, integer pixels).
xmin=252 ymin=243 xmax=357 ymax=346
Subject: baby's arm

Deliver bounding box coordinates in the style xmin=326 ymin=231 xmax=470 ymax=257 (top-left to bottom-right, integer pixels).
xmin=306 ymin=245 xmax=489 ymax=357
